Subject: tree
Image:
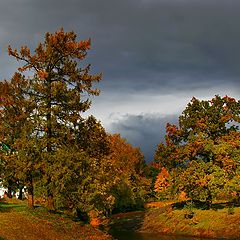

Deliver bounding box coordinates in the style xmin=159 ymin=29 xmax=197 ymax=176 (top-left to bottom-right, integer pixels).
xmin=179 ymin=161 xmax=227 ymax=208
xmin=107 ymin=134 xmax=150 ymax=212
xmin=75 ymin=115 xmax=110 ymax=158
xmin=155 ymin=96 xmax=240 ymax=168
xmin=154 ymin=167 xmax=170 ymax=195
xmin=45 ymin=118 xmax=114 ymax=217
xmin=179 ymin=96 xmax=239 ymax=141
xmin=153 ymin=96 xmax=240 ymax=204
xmin=0 ymin=74 xmax=38 ymax=207
xmin=5 ymin=29 xmax=101 ymax=209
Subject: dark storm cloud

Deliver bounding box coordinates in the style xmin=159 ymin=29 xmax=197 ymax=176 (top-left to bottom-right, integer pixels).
xmin=108 ymin=113 xmax=178 ymax=162
xmin=1 ymin=0 xmax=240 ymax=93
xmin=87 ymin=0 xmax=240 ymax=93
xmin=0 ymin=0 xmax=239 ymax=160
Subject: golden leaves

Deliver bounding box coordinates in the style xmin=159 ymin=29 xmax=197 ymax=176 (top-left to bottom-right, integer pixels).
xmin=8 ymin=45 xmax=19 ymax=58
xmin=223 ymin=95 xmax=236 ymax=103
xmin=37 ymin=70 xmax=48 ymax=79
xmin=20 ymin=46 xmax=31 ymax=57
xmin=166 ymin=123 xmax=178 ymax=136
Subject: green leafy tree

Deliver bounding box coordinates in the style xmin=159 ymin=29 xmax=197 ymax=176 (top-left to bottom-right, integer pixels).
xmin=179 ymin=161 xmax=227 ymax=207
xmin=45 ymin=121 xmax=114 ymax=217
xmin=0 ymin=74 xmax=38 ymax=207
xmin=179 ymin=95 xmax=239 ymax=141
xmin=75 ymin=115 xmax=110 ymax=158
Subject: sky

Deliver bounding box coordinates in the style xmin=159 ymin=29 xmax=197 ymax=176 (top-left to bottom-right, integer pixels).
xmin=0 ymin=0 xmax=239 ymax=162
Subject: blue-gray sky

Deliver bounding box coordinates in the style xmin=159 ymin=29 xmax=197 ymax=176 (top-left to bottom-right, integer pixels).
xmin=0 ymin=0 xmax=239 ymax=162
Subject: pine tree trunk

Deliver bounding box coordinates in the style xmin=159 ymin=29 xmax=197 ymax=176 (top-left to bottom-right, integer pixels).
xmin=46 ymin=77 xmax=55 ymax=211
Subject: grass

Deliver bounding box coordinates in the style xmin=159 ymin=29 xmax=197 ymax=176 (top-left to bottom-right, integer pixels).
xmin=140 ymin=201 xmax=240 ymax=239
xmin=3 ymin=198 xmax=240 ymax=239
xmin=0 ymin=199 xmax=112 ymax=240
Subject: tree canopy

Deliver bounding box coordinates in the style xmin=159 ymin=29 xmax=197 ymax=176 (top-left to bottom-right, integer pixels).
xmin=153 ymin=95 xmax=240 ymax=206
xmin=0 ymin=29 xmax=150 ymax=216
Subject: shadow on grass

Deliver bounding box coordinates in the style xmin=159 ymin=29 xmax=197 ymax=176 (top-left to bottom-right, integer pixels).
xmin=109 ymin=211 xmax=145 ymax=233
xmin=0 ymin=201 xmax=26 ymax=213
xmin=0 ymin=237 xmax=5 ymax=240
xmin=172 ymin=200 xmax=230 ymax=211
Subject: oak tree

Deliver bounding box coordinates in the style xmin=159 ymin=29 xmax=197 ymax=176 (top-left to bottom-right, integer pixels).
xmin=154 ymin=96 xmax=240 ymax=204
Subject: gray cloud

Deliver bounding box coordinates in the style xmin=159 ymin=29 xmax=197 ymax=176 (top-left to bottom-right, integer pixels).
xmin=0 ymin=0 xmax=239 ymax=161
xmin=1 ymin=0 xmax=240 ymax=89
xmin=108 ymin=113 xmax=178 ymax=162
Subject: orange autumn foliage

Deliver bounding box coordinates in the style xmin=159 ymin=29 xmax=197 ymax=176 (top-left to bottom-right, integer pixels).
xmin=37 ymin=70 xmax=49 ymax=79
xmin=154 ymin=167 xmax=170 ymax=193
xmin=107 ymin=134 xmax=146 ymax=177
xmin=178 ymin=191 xmax=187 ymax=201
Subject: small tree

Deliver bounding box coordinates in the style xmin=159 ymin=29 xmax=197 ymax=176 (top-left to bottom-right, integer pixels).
xmin=107 ymin=134 xmax=150 ymax=212
xmin=154 ymin=167 xmax=170 ymax=199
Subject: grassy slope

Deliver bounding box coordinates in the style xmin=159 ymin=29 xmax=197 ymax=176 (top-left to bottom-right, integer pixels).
xmin=140 ymin=202 xmax=240 ymax=239
xmin=3 ymin=199 xmax=240 ymax=239
xmin=0 ymin=199 xmax=112 ymax=240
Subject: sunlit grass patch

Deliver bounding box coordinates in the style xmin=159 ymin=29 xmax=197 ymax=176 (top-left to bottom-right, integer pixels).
xmin=140 ymin=202 xmax=240 ymax=238
xmin=0 ymin=199 xmax=112 ymax=240
xmin=0 ymin=198 xmax=27 ymax=213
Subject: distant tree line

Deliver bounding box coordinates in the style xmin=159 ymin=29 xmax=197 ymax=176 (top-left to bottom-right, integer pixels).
xmin=1 ymin=29 xmax=239 ymax=220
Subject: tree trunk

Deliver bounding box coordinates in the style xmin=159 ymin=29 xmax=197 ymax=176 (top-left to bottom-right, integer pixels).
xmin=206 ymin=191 xmax=212 ymax=209
xmin=46 ymin=175 xmax=55 ymax=210
xmin=47 ymin=193 xmax=54 ymax=211
xmin=27 ymin=174 xmax=34 ymax=208
xmin=28 ymin=192 xmax=34 ymax=208
xmin=7 ymin=186 xmax=12 ymax=198
xmin=46 ymin=77 xmax=54 ymax=211
xmin=18 ymin=186 xmax=24 ymax=200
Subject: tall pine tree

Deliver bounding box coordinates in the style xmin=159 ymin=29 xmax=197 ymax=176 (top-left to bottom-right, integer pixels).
xmin=7 ymin=29 xmax=101 ymax=209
